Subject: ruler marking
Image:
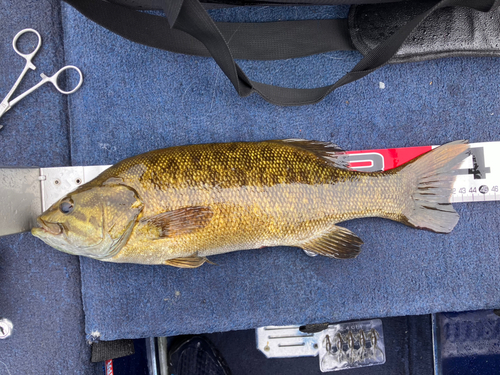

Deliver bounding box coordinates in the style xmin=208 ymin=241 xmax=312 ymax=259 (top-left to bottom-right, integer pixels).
xmin=348 ymin=141 xmax=500 ymax=204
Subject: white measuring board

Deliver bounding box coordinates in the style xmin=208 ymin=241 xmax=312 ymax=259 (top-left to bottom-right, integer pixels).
xmin=345 ymin=141 xmax=499 ymax=204
xmin=2 ymin=141 xmax=496 ymax=238
xmin=449 ymin=142 xmax=499 ymax=203
xmin=33 ymin=141 xmax=500 ymax=210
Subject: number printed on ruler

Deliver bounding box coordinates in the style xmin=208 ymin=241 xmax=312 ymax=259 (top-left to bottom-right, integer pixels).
xmin=451 ymin=142 xmax=499 ymax=203
xmin=345 ymin=141 xmax=500 ymax=204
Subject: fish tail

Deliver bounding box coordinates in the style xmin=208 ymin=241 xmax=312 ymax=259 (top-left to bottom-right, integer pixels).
xmin=397 ymin=140 xmax=470 ymax=233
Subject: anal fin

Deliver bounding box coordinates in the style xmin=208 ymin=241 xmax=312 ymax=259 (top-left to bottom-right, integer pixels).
xmin=164 ymin=255 xmax=214 ymax=268
xmin=302 ymin=226 xmax=363 ymax=259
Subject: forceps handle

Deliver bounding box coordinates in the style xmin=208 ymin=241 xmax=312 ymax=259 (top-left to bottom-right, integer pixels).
xmin=8 ymin=66 xmax=84 ymax=108
xmin=48 ymin=66 xmax=84 ymax=95
xmin=12 ymin=28 xmax=42 ymax=70
xmin=0 ymin=29 xmax=42 ymax=112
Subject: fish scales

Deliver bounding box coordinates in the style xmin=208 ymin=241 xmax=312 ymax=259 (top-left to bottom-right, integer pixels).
xmin=98 ymin=143 xmax=393 ymax=259
xmin=31 ymin=140 xmax=469 ymax=267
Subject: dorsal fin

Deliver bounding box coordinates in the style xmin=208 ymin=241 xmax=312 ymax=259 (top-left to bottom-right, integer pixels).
xmin=270 ymin=139 xmax=349 ymax=170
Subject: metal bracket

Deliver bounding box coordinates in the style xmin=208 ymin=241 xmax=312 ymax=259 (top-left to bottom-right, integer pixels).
xmin=256 ymin=320 xmax=386 ymax=372
xmin=0 ymin=165 xmax=110 ymax=237
xmin=39 ymin=165 xmax=110 ymax=211
xmin=256 ymin=326 xmax=320 ymax=358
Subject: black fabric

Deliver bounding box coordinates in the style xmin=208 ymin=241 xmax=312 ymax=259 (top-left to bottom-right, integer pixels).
xmin=63 ymin=0 xmax=354 ymax=60
xmin=63 ymin=0 xmax=499 ymax=105
xmin=350 ymin=2 xmax=500 ymax=63
xmin=407 ymin=315 xmax=434 ymax=374
xmin=299 ymin=322 xmax=330 ymax=333
xmin=91 ymin=339 xmax=135 ymax=362
xmin=109 ymin=0 xmax=404 ymax=8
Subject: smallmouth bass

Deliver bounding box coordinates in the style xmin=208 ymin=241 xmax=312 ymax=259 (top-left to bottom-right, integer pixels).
xmin=32 ymin=139 xmax=469 ymax=268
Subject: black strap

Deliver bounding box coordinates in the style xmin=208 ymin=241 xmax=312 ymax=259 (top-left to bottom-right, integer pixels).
xmin=63 ymin=0 xmax=354 ymax=60
xmin=63 ymin=0 xmax=499 ymax=106
xmin=91 ymin=339 xmax=135 ymax=362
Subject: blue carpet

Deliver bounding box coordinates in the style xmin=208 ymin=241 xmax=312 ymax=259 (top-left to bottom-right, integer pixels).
xmin=58 ymin=3 xmax=500 ymax=341
xmin=0 ymin=1 xmax=99 ymax=374
xmin=3 ymin=0 xmax=500 ymax=352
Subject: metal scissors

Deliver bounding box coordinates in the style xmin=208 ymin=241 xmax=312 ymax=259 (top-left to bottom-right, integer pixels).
xmin=0 ymin=28 xmax=83 ymax=130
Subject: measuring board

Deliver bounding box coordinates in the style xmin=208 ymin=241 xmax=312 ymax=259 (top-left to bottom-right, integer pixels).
xmin=345 ymin=141 xmax=499 ymax=203
xmin=0 ymin=141 xmax=498 ymax=238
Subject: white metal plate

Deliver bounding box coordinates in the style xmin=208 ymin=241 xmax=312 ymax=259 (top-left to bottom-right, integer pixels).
xmin=40 ymin=165 xmax=111 ymax=210
xmin=256 ymin=326 xmax=319 ymax=358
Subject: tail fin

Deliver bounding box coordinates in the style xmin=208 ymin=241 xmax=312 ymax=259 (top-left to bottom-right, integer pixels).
xmin=398 ymin=140 xmax=470 ymax=233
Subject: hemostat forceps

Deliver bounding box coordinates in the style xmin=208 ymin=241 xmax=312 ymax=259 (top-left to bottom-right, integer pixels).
xmin=0 ymin=28 xmax=83 ymax=130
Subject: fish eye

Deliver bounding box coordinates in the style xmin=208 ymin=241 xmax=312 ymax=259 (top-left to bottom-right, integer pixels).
xmin=59 ymin=199 xmax=74 ymax=214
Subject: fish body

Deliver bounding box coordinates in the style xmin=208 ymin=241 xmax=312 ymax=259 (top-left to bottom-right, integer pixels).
xmin=32 ymin=139 xmax=469 ymax=267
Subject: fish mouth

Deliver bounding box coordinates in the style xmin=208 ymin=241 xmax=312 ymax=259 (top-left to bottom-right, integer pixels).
xmin=35 ymin=218 xmax=63 ymax=235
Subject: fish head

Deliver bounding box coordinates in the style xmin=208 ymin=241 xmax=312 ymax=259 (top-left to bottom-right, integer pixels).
xmin=32 ymin=183 xmax=143 ymax=259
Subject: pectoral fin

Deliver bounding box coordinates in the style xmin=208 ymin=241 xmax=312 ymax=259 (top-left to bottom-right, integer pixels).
xmin=302 ymin=226 xmax=363 ymax=259
xmin=164 ymin=255 xmax=214 ymax=268
xmin=142 ymin=206 xmax=213 ymax=238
